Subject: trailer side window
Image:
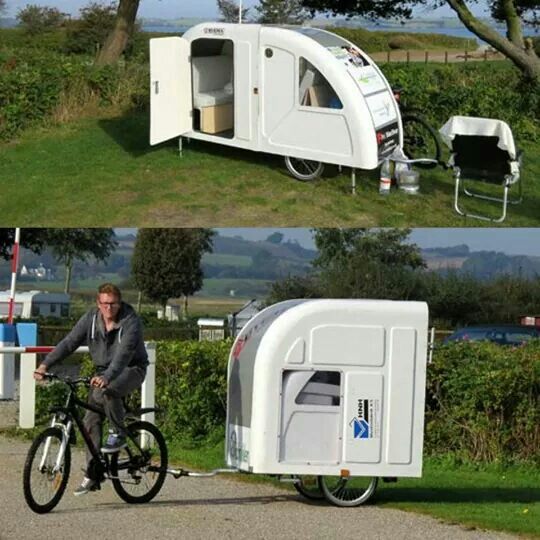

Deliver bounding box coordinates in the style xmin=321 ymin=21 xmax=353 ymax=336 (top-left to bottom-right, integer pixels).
xmin=293 ymin=371 xmax=341 ymax=406
xmin=299 ymin=58 xmax=342 ymax=109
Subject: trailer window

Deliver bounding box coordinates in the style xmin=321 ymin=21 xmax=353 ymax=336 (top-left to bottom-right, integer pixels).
xmin=31 ymin=304 xmax=40 ymax=317
xmin=295 ymin=371 xmax=341 ymax=406
xmin=299 ymin=58 xmax=342 ymax=109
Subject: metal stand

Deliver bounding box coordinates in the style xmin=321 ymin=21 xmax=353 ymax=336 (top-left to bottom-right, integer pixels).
xmin=351 ymin=168 xmax=356 ymax=195
xmin=178 ymin=137 xmax=183 ymax=158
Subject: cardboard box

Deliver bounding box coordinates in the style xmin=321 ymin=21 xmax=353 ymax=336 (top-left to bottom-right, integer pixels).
xmin=201 ymin=103 xmax=234 ymax=134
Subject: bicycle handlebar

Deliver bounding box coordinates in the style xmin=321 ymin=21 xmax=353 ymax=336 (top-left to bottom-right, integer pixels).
xmin=36 ymin=372 xmax=91 ymax=387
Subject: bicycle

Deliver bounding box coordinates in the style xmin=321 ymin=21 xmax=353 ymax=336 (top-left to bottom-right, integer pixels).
xmin=393 ymin=88 xmax=442 ymax=168
xmin=22 ymin=372 xmax=168 ymax=514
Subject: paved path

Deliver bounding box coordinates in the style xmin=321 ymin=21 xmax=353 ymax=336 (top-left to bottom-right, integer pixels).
xmin=0 ymin=434 xmax=516 ymax=540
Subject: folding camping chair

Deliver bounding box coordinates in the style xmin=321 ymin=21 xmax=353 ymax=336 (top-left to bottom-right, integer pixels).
xmin=439 ymin=116 xmax=523 ymax=222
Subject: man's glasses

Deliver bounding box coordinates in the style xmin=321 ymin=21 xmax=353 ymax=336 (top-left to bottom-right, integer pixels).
xmin=98 ymin=301 xmax=120 ymax=308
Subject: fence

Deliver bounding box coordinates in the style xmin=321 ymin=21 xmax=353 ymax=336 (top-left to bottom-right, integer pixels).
xmin=0 ymin=343 xmax=156 ymax=429
xmin=371 ymin=49 xmax=506 ymax=64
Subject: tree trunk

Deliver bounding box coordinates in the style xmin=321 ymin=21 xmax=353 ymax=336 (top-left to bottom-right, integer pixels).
xmin=64 ymin=259 xmax=72 ymax=294
xmin=136 ymin=290 xmax=142 ymax=313
xmin=446 ymin=0 xmax=540 ymax=83
xmin=95 ymin=0 xmax=140 ymax=66
xmin=183 ymin=295 xmax=188 ymax=321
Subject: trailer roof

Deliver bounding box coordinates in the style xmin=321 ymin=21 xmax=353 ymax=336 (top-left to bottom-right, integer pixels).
xmin=292 ymin=27 xmax=351 ymax=48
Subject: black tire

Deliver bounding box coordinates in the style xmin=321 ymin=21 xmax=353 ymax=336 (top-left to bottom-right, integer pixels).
xmin=111 ymin=420 xmax=168 ymax=504
xmin=23 ymin=427 xmax=71 ymax=514
xmin=284 ymin=156 xmax=325 ymax=181
xmin=318 ymin=476 xmax=378 ymax=507
xmin=293 ymin=475 xmax=325 ymax=500
xmin=401 ymin=113 xmax=441 ymax=168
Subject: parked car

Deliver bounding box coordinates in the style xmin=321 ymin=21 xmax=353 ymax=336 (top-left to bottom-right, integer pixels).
xmin=444 ymin=325 xmax=540 ymax=346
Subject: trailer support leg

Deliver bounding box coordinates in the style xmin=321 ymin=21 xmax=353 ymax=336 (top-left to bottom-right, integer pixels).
xmin=351 ymin=168 xmax=356 ymax=196
xmin=178 ymin=137 xmax=183 ymax=158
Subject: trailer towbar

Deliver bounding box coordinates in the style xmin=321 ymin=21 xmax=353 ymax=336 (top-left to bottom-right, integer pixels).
xmin=167 ymin=467 xmax=239 ymax=479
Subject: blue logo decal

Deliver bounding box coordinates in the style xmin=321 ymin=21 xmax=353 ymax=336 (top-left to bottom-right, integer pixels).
xmin=351 ymin=417 xmax=370 ymax=439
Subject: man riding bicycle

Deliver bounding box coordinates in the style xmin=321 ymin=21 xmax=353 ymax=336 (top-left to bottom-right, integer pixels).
xmin=34 ymin=283 xmax=148 ymax=495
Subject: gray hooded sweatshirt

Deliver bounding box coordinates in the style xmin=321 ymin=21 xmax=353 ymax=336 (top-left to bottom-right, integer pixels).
xmin=43 ymin=302 xmax=148 ymax=382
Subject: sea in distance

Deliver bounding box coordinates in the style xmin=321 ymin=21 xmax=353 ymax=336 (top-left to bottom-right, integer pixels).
xmin=143 ymin=20 xmax=537 ymax=43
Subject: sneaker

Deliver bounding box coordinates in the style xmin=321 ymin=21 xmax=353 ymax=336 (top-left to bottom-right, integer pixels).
xmin=101 ymin=431 xmax=127 ymax=454
xmin=74 ymin=477 xmax=97 ymax=496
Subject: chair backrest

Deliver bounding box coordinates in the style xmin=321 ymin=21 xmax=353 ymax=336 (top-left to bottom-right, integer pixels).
xmin=192 ymin=55 xmax=233 ymax=94
xmin=452 ymin=135 xmax=511 ymax=181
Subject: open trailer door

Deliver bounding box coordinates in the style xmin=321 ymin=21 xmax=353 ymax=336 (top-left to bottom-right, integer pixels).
xmin=150 ymin=37 xmax=192 ymax=146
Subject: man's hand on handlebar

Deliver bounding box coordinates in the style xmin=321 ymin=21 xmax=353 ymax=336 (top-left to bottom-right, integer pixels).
xmin=33 ymin=364 xmax=48 ymax=382
xmin=90 ymin=375 xmax=109 ymax=389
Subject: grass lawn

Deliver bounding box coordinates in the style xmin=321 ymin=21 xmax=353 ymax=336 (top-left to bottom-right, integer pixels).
xmin=168 ymin=436 xmax=540 ymax=538
xmin=1 ymin=111 xmax=538 ymax=227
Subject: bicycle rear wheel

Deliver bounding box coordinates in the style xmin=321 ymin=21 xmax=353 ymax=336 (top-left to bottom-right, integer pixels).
xmin=111 ymin=420 xmax=168 ymax=504
xmin=285 ymin=156 xmax=325 ymax=181
xmin=318 ymin=476 xmax=378 ymax=507
xmin=23 ymin=427 xmax=71 ymax=514
xmin=402 ymin=113 xmax=441 ymax=168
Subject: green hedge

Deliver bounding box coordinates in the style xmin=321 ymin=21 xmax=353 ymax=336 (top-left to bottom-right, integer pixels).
xmin=35 ymin=338 xmax=539 ymax=465
xmin=381 ymin=63 xmax=540 ymax=142
xmin=426 ymin=341 xmax=540 ymax=464
xmin=0 ymin=47 xmax=148 ymax=140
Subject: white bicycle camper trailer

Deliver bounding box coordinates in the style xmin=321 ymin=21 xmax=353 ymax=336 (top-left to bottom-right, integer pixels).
xmin=150 ymin=23 xmax=402 ymax=180
xmin=225 ymin=299 xmax=429 ymax=505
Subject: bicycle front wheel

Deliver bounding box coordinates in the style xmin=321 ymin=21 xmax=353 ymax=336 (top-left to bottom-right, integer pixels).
xmin=402 ymin=113 xmax=441 ymax=168
xmin=23 ymin=427 xmax=71 ymax=514
xmin=111 ymin=420 xmax=168 ymax=504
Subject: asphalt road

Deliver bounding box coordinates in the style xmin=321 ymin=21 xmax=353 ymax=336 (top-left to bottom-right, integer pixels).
xmin=0 ymin=434 xmax=516 ymax=540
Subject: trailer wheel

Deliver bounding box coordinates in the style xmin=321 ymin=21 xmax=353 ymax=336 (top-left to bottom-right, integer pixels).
xmin=293 ymin=475 xmax=325 ymax=500
xmin=285 ymin=156 xmax=324 ymax=181
xmin=318 ymin=476 xmax=378 ymax=507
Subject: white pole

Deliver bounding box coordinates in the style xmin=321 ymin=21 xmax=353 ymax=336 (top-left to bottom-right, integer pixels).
xmin=141 ymin=342 xmax=156 ymax=425
xmin=19 ymin=352 xmax=36 ymax=428
xmin=239 ymin=0 xmax=243 ymax=23
xmin=7 ymin=228 xmax=20 ymax=324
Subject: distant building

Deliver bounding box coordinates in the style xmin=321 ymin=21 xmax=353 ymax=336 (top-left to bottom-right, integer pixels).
xmin=20 ymin=263 xmax=54 ymax=280
xmin=157 ymin=304 xmax=181 ymax=322
xmin=228 ymin=299 xmax=262 ymax=337
xmin=197 ymin=318 xmax=225 ymax=341
xmin=0 ymin=290 xmax=70 ymax=319
xmin=520 ymin=315 xmax=540 ymax=327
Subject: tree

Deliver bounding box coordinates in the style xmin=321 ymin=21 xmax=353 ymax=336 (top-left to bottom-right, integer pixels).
xmin=217 ymin=0 xmax=250 ymax=22
xmin=131 ymin=229 xmax=214 ymax=318
xmin=16 ymin=4 xmax=67 ymax=34
xmin=0 ymin=229 xmax=50 ymax=260
xmin=266 ymin=231 xmax=284 ymax=244
xmin=313 ymin=228 xmax=425 ymax=271
xmin=95 ymin=0 xmax=139 ymax=66
xmin=45 ymin=229 xmax=117 ymax=293
xmin=300 ymin=0 xmax=540 ymax=83
xmin=65 ymin=2 xmax=117 ymax=55
xmin=0 ymin=1 xmax=6 ymax=14
xmin=256 ymin=0 xmax=312 ymax=24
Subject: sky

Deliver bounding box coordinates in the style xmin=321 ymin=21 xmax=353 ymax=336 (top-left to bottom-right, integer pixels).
xmin=214 ymin=228 xmax=540 ymax=257
xmin=4 ymin=0 xmax=485 ymax=20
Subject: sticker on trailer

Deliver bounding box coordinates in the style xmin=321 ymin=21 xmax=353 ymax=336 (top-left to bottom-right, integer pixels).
xmin=350 ymin=398 xmax=381 ymax=440
xmin=348 ymin=65 xmax=387 ymax=96
xmin=366 ymin=92 xmax=398 ymax=128
xmin=377 ymin=122 xmax=400 ymax=158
